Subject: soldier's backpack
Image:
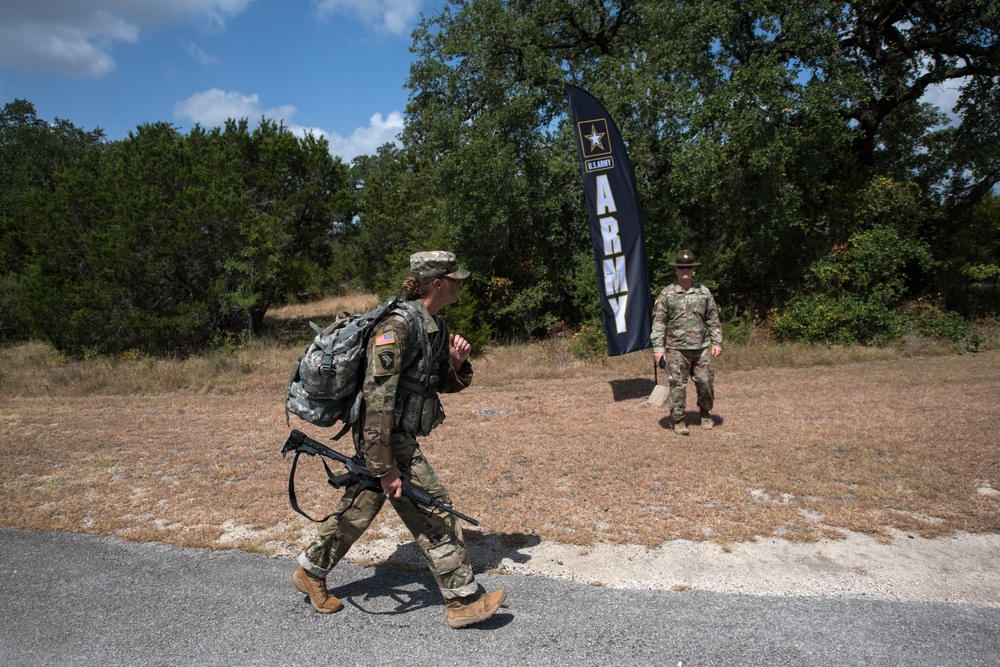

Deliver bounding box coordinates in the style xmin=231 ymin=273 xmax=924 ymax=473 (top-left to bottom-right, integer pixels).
xmin=284 ymin=296 xmax=431 ymax=438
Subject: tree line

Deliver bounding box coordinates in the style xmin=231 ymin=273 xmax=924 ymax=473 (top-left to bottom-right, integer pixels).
xmin=2 ymin=0 xmax=998 ymax=356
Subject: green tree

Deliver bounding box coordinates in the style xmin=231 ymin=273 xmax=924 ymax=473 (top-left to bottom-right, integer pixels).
xmin=205 ymin=118 xmax=353 ymax=334
xmin=19 ymin=122 xmax=219 ymax=353
xmin=0 ymin=100 xmax=105 ymax=340
xmin=391 ymin=0 xmax=1000 ymax=337
xmin=10 ymin=115 xmax=352 ymax=355
xmin=341 ymin=144 xmax=433 ymax=296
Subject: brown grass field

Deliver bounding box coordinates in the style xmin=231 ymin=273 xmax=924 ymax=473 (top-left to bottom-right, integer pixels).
xmin=1 ymin=294 xmax=998 ymax=557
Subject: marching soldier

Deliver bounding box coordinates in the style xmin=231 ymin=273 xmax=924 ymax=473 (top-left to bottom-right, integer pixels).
xmin=292 ymin=251 xmax=506 ymax=628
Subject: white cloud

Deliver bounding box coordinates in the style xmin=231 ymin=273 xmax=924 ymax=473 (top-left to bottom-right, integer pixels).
xmin=181 ymin=39 xmax=219 ymax=66
xmin=293 ymin=111 xmax=405 ymax=163
xmin=174 ymin=88 xmax=297 ymax=128
xmin=920 ymin=77 xmax=968 ymax=126
xmin=312 ymin=0 xmax=423 ymax=36
xmin=174 ymin=88 xmax=404 ymax=162
xmin=0 ymin=23 xmax=123 ymax=77
xmin=0 ymin=1 xmax=250 ymax=77
xmin=0 ymin=1 xmax=252 ymax=28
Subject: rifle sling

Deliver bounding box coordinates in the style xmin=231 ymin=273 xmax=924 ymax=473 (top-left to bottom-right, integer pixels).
xmin=286 ymin=448 xmax=377 ymax=523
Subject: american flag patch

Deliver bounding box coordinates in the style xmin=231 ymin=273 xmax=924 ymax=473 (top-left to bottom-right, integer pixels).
xmin=374 ymin=332 xmax=395 ymax=346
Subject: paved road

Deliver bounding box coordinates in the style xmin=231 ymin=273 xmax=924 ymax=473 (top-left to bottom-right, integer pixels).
xmin=2 ymin=527 xmax=998 ymax=666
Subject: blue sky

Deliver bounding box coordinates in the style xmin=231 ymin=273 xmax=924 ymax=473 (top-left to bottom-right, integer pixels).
xmin=1 ymin=0 xmax=966 ymax=166
xmin=0 ymin=0 xmax=445 ymax=162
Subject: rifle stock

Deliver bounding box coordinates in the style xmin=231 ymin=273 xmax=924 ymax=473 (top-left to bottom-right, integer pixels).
xmin=282 ymin=429 xmax=479 ymax=526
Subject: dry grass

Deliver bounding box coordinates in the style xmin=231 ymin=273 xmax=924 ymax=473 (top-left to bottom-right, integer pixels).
xmin=1 ymin=296 xmax=998 ymax=557
xmin=263 ymin=294 xmax=383 ymax=347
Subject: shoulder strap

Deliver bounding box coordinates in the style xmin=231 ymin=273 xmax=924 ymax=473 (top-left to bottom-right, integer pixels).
xmin=339 ymin=296 xmax=402 ymax=433
xmin=393 ymin=300 xmax=438 ymax=388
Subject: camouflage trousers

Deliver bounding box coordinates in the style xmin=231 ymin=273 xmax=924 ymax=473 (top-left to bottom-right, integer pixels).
xmin=298 ymin=433 xmax=477 ymax=600
xmin=664 ymin=347 xmax=715 ymax=422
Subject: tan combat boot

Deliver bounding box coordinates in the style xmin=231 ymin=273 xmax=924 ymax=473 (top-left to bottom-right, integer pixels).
xmin=673 ymin=419 xmax=690 ymax=436
xmin=292 ymin=567 xmax=344 ymax=614
xmin=445 ymin=590 xmax=507 ymax=628
xmin=700 ymin=409 xmax=714 ymax=430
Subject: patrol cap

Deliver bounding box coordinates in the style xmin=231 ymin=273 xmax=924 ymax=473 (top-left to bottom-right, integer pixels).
xmin=670 ymin=248 xmax=700 ymax=267
xmin=410 ymin=251 xmax=471 ymax=280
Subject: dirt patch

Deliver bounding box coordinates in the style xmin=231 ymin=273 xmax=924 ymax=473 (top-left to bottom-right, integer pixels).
xmin=2 ymin=341 xmax=999 ymax=606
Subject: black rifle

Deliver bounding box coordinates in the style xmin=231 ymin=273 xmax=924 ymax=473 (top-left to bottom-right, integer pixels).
xmin=281 ymin=429 xmax=479 ymax=526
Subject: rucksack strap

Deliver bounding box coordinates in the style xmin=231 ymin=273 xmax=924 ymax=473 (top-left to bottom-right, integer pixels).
xmin=395 ymin=300 xmax=439 ymax=388
xmin=284 ymin=361 xmax=303 ymax=427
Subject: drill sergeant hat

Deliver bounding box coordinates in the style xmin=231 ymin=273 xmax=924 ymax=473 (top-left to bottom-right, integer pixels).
xmin=669 ymin=248 xmax=701 ymax=267
xmin=410 ymin=251 xmax=471 ymax=280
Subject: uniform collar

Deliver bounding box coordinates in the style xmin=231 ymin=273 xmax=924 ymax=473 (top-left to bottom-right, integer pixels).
xmin=412 ymin=300 xmax=440 ymax=334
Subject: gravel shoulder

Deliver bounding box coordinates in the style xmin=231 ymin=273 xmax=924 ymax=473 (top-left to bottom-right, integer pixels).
xmin=328 ymin=528 xmax=1000 ymax=608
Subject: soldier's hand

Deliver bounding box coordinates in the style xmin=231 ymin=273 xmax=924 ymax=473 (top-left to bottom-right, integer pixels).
xmin=654 ymin=351 xmax=666 ymax=366
xmin=711 ymin=345 xmax=722 ymax=358
xmin=450 ymin=333 xmax=471 ymax=369
xmin=380 ymin=467 xmax=403 ymax=499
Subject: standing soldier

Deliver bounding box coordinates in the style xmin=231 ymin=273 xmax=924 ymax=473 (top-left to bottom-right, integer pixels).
xmin=292 ymin=251 xmax=506 ymax=628
xmin=650 ymin=249 xmax=723 ymax=435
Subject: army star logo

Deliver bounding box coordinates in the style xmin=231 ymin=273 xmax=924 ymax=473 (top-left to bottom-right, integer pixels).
xmin=578 ymin=118 xmax=611 ymax=159
xmin=586 ymin=125 xmax=606 ymax=151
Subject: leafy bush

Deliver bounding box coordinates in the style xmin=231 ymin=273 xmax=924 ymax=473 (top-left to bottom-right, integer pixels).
xmin=772 ymin=224 xmax=936 ymax=345
xmin=901 ymin=299 xmax=968 ymax=342
xmin=570 ymin=324 xmax=607 ymax=359
xmin=488 ymin=280 xmax=562 ymax=341
xmin=720 ymin=306 xmax=764 ymax=346
xmin=772 ymin=293 xmax=907 ymax=345
xmin=440 ymin=285 xmax=494 ymax=352
xmin=948 ymin=263 xmax=1000 ymax=318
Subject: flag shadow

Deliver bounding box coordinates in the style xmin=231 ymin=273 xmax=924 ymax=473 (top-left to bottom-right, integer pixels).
xmin=608 ymin=377 xmax=657 ymax=401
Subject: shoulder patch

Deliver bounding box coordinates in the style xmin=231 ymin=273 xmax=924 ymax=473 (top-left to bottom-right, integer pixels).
xmin=375 ymin=332 xmax=395 ymax=346
xmin=377 ymin=348 xmax=396 ymax=372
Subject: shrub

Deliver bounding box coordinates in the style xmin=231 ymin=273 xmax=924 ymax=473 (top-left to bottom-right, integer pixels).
xmin=772 ymin=224 xmax=936 ymax=346
xmin=0 ymin=273 xmax=28 ymax=341
xmin=901 ymin=299 xmax=968 ymax=342
xmin=721 ymin=306 xmax=764 ymax=346
xmin=440 ymin=285 xmax=494 ymax=352
xmin=772 ymin=293 xmax=907 ymax=346
xmin=570 ymin=324 xmax=607 ymax=359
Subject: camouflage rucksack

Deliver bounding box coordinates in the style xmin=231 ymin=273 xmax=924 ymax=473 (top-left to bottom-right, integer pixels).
xmin=284 ymin=296 xmax=427 ymax=436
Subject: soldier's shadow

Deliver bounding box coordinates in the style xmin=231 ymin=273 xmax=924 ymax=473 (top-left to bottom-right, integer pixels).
xmin=322 ymin=530 xmax=538 ymax=627
xmin=657 ymin=411 xmax=723 ymax=429
xmin=328 ymin=565 xmax=438 ymax=617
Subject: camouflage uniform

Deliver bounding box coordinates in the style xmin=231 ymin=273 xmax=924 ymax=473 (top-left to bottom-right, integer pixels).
xmin=650 ymin=256 xmax=723 ymax=424
xmin=298 ymin=255 xmax=478 ymax=600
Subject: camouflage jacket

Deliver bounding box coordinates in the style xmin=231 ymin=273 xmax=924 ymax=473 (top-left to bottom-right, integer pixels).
xmin=650 ymin=282 xmax=723 ymax=353
xmin=359 ymin=300 xmax=472 ymax=477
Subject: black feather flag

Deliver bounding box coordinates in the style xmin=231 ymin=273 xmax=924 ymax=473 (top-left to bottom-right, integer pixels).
xmin=566 ymin=84 xmax=652 ymax=356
